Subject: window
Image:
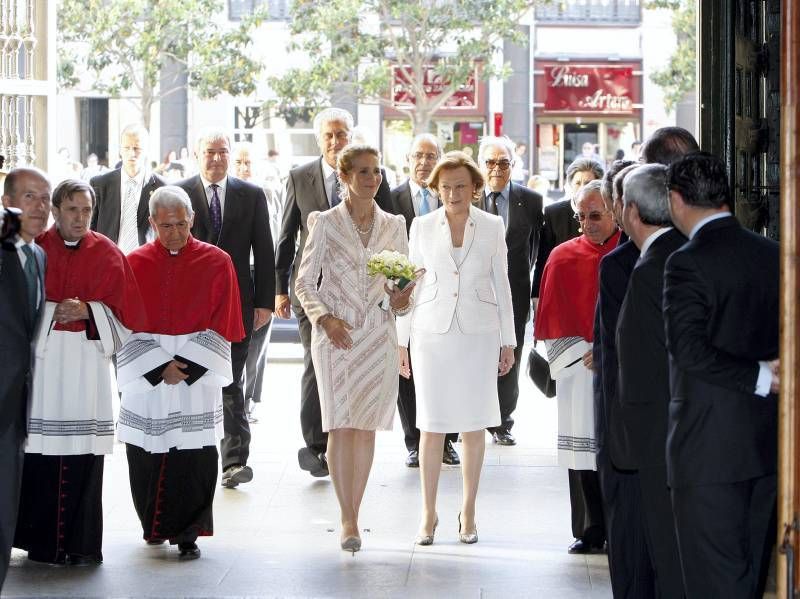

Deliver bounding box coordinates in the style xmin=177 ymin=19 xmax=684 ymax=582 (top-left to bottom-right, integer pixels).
xmin=535 ymin=0 xmax=641 ymax=26
xmin=229 ymin=0 xmax=292 ymax=21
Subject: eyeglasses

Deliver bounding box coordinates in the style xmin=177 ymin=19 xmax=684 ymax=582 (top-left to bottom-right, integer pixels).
xmin=485 ymin=159 xmax=511 ymax=171
xmin=573 ymin=210 xmax=610 ymax=222
xmin=411 ymin=152 xmax=438 ymax=162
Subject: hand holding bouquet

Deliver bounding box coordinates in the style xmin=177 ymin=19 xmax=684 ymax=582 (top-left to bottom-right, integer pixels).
xmin=367 ymin=250 xmax=421 ymax=290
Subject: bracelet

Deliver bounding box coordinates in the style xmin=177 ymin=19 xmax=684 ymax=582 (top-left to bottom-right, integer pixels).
xmin=317 ymin=313 xmax=333 ymax=327
xmin=501 ymin=345 xmax=516 ymax=350
xmin=392 ymin=302 xmax=412 ymax=317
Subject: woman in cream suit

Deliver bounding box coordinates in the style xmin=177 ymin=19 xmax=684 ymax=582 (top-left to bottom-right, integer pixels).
xmin=397 ymin=151 xmax=516 ymax=545
xmin=296 ymin=144 xmax=413 ymax=553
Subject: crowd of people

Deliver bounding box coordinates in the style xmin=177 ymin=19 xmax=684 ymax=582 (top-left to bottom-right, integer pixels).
xmin=0 ymin=106 xmax=779 ymax=599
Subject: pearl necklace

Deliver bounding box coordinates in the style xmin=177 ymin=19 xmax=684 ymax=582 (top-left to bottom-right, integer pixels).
xmin=348 ymin=202 xmax=375 ymax=235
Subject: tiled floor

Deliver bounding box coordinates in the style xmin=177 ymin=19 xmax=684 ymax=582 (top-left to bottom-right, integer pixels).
xmin=3 ymin=342 xmax=612 ymax=598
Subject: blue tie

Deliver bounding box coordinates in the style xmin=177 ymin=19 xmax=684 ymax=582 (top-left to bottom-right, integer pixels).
xmin=20 ymin=244 xmax=38 ymax=313
xmin=330 ymin=173 xmax=341 ymax=207
xmin=209 ymin=184 xmax=222 ymax=239
xmin=419 ymin=188 xmax=430 ymax=215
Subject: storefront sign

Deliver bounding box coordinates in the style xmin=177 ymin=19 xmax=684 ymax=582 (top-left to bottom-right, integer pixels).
xmin=393 ymin=66 xmax=478 ymax=109
xmin=536 ymin=62 xmax=641 ymax=115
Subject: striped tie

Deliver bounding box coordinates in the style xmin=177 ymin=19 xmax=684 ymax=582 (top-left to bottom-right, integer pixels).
xmin=119 ymin=178 xmax=139 ymax=254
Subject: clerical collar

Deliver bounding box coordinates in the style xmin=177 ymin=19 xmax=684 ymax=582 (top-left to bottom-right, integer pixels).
xmin=598 ymin=229 xmax=619 ymax=246
xmin=64 ymin=239 xmax=81 ymax=250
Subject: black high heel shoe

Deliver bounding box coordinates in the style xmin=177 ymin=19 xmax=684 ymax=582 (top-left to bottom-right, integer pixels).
xmin=415 ymin=515 xmax=439 ymax=546
xmin=457 ymin=512 xmax=478 ymax=544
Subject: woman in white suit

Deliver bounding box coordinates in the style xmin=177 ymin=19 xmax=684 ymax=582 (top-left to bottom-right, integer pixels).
xmin=398 ymin=151 xmax=516 ymax=545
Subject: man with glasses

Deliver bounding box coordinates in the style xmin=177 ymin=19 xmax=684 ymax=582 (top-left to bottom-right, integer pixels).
xmin=178 ymin=129 xmax=275 ymax=490
xmin=478 ymin=136 xmax=543 ymax=447
xmin=535 ymin=179 xmax=618 ymax=555
xmin=90 ymin=124 xmax=166 ymax=253
xmin=389 ymin=133 xmax=460 ymax=467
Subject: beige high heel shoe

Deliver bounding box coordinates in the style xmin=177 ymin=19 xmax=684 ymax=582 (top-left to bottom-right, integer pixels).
xmin=458 ymin=512 xmax=478 ymax=544
xmin=341 ymin=536 xmax=362 ymax=554
xmin=415 ymin=515 xmax=439 ymax=546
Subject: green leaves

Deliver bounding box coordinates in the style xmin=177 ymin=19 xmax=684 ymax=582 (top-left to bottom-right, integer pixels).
xmin=58 ymin=0 xmax=266 ymax=128
xmin=267 ymin=0 xmax=537 ymax=134
xmin=646 ymin=0 xmax=696 ymax=113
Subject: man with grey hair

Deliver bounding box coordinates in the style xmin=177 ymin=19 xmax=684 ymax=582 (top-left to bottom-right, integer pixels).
xmin=614 ymin=164 xmax=686 ymax=597
xmin=389 ymin=133 xmax=460 ymax=467
xmin=479 ymin=135 xmax=543 ymax=447
xmin=274 ymin=107 xmax=391 ymax=477
xmin=90 ymin=124 xmax=166 ymax=253
xmin=118 ymin=185 xmax=244 ymax=560
xmin=178 ymin=129 xmax=275 ymax=489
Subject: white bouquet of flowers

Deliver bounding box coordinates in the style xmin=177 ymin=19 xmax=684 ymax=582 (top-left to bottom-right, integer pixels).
xmin=367 ymin=250 xmax=419 ymax=290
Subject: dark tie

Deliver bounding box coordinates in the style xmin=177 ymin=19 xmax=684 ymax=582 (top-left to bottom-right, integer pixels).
xmin=488 ymin=191 xmax=501 ymax=215
xmin=209 ymin=184 xmax=222 ymax=238
xmin=20 ymin=244 xmax=38 ymax=313
xmin=330 ymin=173 xmax=341 ymax=207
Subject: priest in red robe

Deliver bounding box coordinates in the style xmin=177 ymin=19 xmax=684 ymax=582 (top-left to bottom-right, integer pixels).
xmin=534 ymin=179 xmax=620 ymax=554
xmin=117 ymin=185 xmax=244 ymax=561
xmin=14 ymin=179 xmax=148 ymax=565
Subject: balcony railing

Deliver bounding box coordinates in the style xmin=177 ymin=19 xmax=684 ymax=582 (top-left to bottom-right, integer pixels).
xmin=0 ymin=0 xmax=55 ymax=172
xmin=535 ymin=0 xmax=642 ymax=25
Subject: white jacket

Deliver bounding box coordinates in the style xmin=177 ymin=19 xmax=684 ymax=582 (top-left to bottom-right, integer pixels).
xmin=397 ymin=205 xmax=516 ymax=346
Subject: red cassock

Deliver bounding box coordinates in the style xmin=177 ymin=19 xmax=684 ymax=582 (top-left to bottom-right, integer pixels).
xmin=126 ymin=235 xmax=245 ymax=343
xmin=36 ymin=227 xmax=149 ymax=333
xmin=534 ymin=230 xmax=621 ymax=342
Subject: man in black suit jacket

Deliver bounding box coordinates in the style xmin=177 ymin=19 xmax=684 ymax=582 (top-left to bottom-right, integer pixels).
xmin=616 ymin=164 xmax=686 ymax=598
xmin=591 ymin=161 xmax=657 ymax=587
xmin=479 ymin=136 xmax=543 ymax=446
xmin=274 ymin=108 xmax=392 ymax=478
xmin=0 ymin=168 xmax=49 ymax=590
xmin=90 ymin=124 xmax=166 ymax=252
xmin=390 ymin=134 xmax=459 ymax=468
xmin=178 ymin=129 xmax=275 ymax=489
xmin=663 ymin=152 xmax=778 ymax=598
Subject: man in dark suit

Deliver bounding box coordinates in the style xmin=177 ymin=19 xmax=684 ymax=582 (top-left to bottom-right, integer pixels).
xmin=616 ymin=164 xmax=686 ymax=597
xmin=478 ymin=136 xmax=543 ymax=446
xmin=178 ymin=129 xmax=275 ymax=489
xmin=663 ymin=152 xmax=778 ymax=598
xmin=591 ymin=161 xmax=656 ymax=582
xmin=274 ymin=108 xmax=391 ymax=478
xmin=90 ymin=124 xmax=166 ymax=253
xmin=390 ymin=134 xmax=459 ymax=467
xmin=0 ymin=168 xmax=49 ymax=590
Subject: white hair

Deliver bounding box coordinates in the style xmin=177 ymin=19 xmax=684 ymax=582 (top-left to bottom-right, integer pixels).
xmin=120 ymin=123 xmax=149 ymax=145
xmin=194 ymin=127 xmax=231 ymax=154
xmin=149 ymin=185 xmax=195 ymax=218
xmin=312 ymin=108 xmax=354 ymax=140
xmin=409 ymin=133 xmax=443 ymax=157
xmin=623 ymin=163 xmax=672 ymax=226
xmin=477 ymin=135 xmax=516 ymax=165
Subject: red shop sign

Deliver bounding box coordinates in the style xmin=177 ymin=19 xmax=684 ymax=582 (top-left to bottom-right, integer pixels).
xmin=393 ymin=66 xmax=478 ymax=109
xmin=539 ymin=63 xmax=640 ymax=115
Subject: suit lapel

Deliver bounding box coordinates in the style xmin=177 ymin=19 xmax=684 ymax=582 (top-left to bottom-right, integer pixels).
xmin=108 ymin=170 xmax=122 ymax=242
xmin=309 ymin=158 xmax=329 ymax=212
xmin=190 ymin=176 xmax=213 ymax=241
xmin=461 ymin=207 xmax=477 ymax=263
xmin=398 ymin=182 xmax=415 ymax=223
xmin=137 ymin=174 xmax=157 ymax=243
xmin=221 ymin=176 xmax=241 ymax=243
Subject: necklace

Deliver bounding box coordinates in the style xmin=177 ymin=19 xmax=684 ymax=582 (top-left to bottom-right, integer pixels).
xmin=348 ymin=201 xmax=375 ymax=235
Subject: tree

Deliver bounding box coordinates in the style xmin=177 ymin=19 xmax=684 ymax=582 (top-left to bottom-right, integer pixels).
xmin=58 ymin=0 xmax=266 ymax=130
xmin=647 ymin=0 xmax=696 ymax=114
xmin=268 ymin=0 xmax=536 ymax=135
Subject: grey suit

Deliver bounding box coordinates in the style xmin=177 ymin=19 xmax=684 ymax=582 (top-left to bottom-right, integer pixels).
xmin=275 ymin=157 xmax=391 ymax=453
xmin=90 ymin=169 xmax=167 ymax=245
xmin=0 ymin=240 xmax=45 ymax=590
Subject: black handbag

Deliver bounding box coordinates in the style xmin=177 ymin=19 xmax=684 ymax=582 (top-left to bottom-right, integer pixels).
xmin=528 ymin=347 xmax=556 ymax=398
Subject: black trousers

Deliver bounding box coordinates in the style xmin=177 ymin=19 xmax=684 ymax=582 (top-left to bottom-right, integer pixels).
xmin=0 ymin=424 xmax=25 ymax=591
xmin=671 ymin=474 xmax=776 ymax=599
xmin=638 ymin=464 xmax=685 ymax=599
xmin=397 ymin=348 xmax=457 ymax=452
xmin=244 ymin=318 xmax=271 ymax=408
xmin=488 ymin=315 xmax=526 ymax=434
xmin=597 ymin=448 xmax=655 ymax=598
xmin=220 ymin=327 xmax=252 ymax=470
xmin=297 ymin=308 xmax=327 ymax=454
xmin=568 ymin=468 xmax=606 ymax=545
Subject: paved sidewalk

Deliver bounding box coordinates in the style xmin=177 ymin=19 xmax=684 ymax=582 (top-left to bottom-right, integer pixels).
xmin=3 ymin=343 xmax=612 ymax=598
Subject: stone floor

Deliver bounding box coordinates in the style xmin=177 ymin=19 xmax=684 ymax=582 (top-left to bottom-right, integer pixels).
xmin=3 ymin=342 xmax=612 ymax=598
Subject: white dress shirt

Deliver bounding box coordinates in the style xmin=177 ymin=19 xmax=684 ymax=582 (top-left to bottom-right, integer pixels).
xmin=321 ymin=159 xmax=338 ymax=207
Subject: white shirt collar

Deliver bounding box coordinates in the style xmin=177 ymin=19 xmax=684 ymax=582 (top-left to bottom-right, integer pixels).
xmin=639 ymin=226 xmax=673 ymax=259
xmin=689 ymin=211 xmax=732 ymax=239
xmin=321 ymin=158 xmax=336 ymax=181
xmin=122 ymin=168 xmax=146 ymax=187
xmin=200 ymin=174 xmax=227 ymax=194
xmin=14 ymin=236 xmax=35 ymax=250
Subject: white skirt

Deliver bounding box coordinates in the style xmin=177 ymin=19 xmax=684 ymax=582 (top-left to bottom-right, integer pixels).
xmin=410 ymin=319 xmax=501 ymax=433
